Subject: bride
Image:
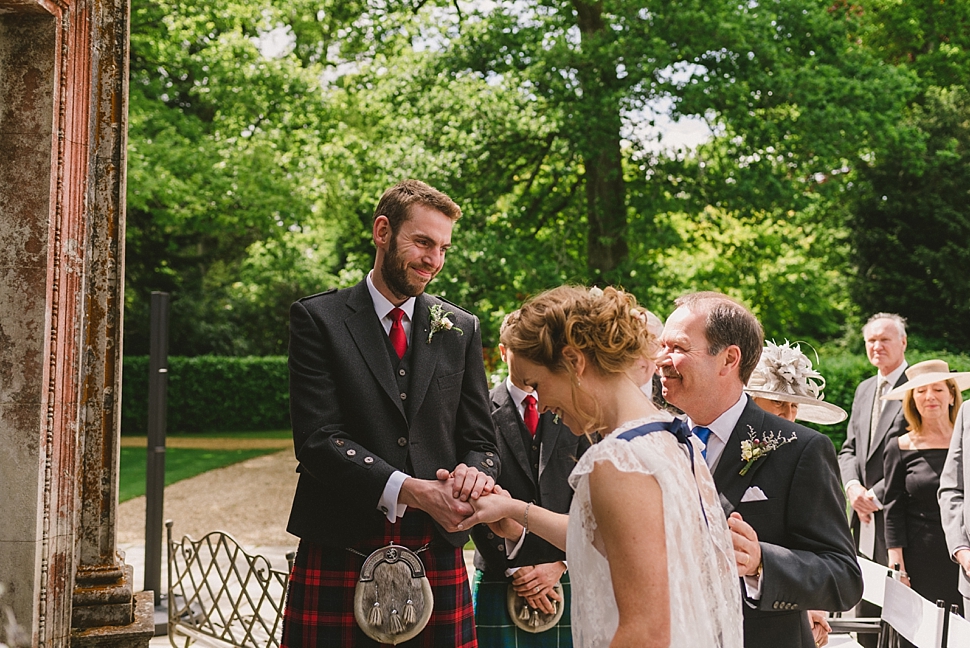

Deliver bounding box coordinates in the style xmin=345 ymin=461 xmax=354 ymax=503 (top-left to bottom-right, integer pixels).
xmin=458 ymin=286 xmax=742 ymax=648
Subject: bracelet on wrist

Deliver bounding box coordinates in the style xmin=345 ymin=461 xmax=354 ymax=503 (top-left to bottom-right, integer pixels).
xmin=524 ymin=502 xmax=531 ymax=535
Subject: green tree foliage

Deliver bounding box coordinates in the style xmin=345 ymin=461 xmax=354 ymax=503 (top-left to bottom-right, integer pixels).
xmin=850 ymin=86 xmax=970 ymax=350
xmin=126 ymin=0 xmax=340 ymax=355
xmin=845 ymin=0 xmax=970 ymax=352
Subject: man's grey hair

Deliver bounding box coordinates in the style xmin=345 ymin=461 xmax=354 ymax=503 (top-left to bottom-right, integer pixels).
xmin=674 ymin=292 xmax=764 ymax=384
xmin=863 ymin=313 xmax=907 ymax=339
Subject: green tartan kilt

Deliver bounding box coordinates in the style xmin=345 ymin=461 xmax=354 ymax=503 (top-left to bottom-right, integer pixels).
xmin=472 ymin=569 xmax=573 ymax=647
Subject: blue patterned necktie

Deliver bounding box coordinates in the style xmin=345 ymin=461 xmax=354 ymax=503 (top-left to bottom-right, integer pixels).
xmin=692 ymin=426 xmax=713 ymax=459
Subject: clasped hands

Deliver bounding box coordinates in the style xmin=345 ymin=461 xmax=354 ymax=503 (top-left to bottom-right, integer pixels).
xmin=400 ymin=463 xmax=500 ymax=532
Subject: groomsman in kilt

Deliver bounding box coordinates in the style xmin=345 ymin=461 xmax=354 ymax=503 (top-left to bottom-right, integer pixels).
xmin=281 ymin=180 xmax=501 ymax=647
xmin=472 ymin=311 xmax=589 ymax=646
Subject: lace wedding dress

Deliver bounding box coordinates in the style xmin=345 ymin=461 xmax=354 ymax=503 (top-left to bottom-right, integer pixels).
xmin=567 ymin=412 xmax=743 ymax=648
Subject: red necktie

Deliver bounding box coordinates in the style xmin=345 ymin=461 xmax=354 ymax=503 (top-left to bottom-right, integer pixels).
xmin=523 ymin=394 xmax=539 ymax=436
xmin=389 ymin=307 xmax=407 ymax=359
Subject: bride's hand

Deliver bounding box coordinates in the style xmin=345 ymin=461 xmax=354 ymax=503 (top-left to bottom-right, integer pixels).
xmin=458 ymin=487 xmax=522 ymax=536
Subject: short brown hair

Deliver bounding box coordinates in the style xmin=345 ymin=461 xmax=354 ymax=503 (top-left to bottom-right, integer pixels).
xmin=902 ymin=379 xmax=963 ymax=433
xmin=674 ymin=292 xmax=764 ymax=384
xmin=373 ymin=179 xmax=462 ymax=233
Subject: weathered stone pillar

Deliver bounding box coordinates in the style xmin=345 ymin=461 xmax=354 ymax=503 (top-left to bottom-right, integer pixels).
xmin=0 ymin=0 xmax=152 ymax=646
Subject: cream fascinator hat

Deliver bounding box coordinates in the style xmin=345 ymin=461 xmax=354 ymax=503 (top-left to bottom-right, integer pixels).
xmin=744 ymin=340 xmax=848 ymax=425
xmin=882 ymin=359 xmax=970 ymax=401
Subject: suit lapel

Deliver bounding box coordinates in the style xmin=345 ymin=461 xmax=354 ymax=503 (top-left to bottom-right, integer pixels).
xmin=493 ymin=384 xmax=534 ymax=480
xmin=405 ymin=294 xmax=438 ymax=419
xmin=538 ymin=414 xmax=563 ymax=479
xmin=867 ymin=371 xmax=907 ymax=461
xmin=344 ymin=282 xmax=406 ymax=420
xmin=713 ymin=400 xmax=769 ymax=509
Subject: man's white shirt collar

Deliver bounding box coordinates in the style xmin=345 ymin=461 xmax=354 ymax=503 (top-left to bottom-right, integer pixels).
xmin=366 ymin=270 xmax=415 ymax=334
xmin=687 ymin=392 xmax=748 ymax=467
xmin=506 ymin=376 xmax=536 ymax=420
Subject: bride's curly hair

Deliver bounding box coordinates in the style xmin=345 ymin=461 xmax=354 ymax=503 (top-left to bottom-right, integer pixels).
xmin=505 ymin=285 xmax=654 ymax=433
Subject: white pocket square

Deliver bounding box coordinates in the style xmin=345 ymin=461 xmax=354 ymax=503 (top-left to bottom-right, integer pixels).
xmin=740 ymin=486 xmax=769 ymax=502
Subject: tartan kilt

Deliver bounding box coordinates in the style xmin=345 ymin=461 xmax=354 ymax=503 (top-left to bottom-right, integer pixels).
xmin=472 ymin=569 xmax=573 ymax=647
xmin=282 ymin=512 xmax=476 ymax=648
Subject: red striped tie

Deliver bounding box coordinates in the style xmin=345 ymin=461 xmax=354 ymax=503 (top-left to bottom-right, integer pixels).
xmin=389 ymin=308 xmax=407 ymax=359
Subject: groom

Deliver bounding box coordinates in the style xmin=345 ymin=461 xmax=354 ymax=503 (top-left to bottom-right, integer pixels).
xmin=659 ymin=292 xmax=861 ymax=648
xmin=282 ymin=180 xmax=501 ymax=647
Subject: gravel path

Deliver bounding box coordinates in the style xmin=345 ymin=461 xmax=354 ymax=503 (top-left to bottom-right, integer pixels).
xmin=118 ymin=449 xmax=300 ymax=548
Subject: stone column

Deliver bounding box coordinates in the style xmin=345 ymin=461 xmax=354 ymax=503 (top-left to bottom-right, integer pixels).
xmin=0 ymin=0 xmax=152 ymax=646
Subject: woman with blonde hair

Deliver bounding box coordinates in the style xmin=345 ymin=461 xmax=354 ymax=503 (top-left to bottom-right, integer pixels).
xmin=882 ymin=360 xmax=970 ymax=616
xmin=459 ymin=286 xmax=742 ymax=648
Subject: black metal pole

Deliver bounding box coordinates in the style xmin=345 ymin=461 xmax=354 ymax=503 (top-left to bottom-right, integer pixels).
xmin=144 ymin=291 xmax=170 ymax=610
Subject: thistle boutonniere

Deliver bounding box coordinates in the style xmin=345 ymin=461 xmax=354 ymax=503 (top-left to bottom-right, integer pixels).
xmin=739 ymin=426 xmax=797 ymax=476
xmin=427 ymin=304 xmax=463 ymax=344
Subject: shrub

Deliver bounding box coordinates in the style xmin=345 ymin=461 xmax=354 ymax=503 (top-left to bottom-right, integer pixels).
xmin=122 ymin=356 xmax=289 ymax=434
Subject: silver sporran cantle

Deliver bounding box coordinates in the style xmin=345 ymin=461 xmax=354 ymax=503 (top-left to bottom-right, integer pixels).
xmin=506 ymin=579 xmax=565 ymax=633
xmin=353 ymin=544 xmax=434 ymax=644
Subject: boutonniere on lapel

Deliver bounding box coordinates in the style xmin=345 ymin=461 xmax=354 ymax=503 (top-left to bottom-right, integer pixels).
xmin=739 ymin=426 xmax=797 ymax=475
xmin=427 ymin=304 xmax=463 ymax=344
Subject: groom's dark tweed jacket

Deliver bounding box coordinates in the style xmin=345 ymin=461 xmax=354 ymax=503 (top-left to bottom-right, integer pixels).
xmin=712 ymin=398 xmax=862 ymax=648
xmin=285 ymin=280 xmax=500 ymax=548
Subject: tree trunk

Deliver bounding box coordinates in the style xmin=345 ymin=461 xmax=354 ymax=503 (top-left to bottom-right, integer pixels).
xmin=573 ymin=0 xmax=628 ymax=280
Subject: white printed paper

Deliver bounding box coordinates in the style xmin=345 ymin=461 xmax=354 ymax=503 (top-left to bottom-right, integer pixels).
xmin=859 ymin=518 xmax=875 ymax=560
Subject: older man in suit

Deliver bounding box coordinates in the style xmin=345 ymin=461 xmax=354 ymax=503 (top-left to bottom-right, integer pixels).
xmin=281 ymin=180 xmax=500 ymax=647
xmin=838 ymin=314 xmax=909 ymax=646
xmin=940 ymin=401 xmax=970 ymax=613
xmin=472 ymin=311 xmax=589 ymax=645
xmin=839 ymin=313 xmax=909 ymax=570
xmin=659 ymin=291 xmax=861 ymax=648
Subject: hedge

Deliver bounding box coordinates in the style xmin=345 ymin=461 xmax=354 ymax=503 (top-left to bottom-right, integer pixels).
xmin=121 ymin=350 xmax=970 ymax=441
xmin=122 ymin=356 xmax=289 ymax=434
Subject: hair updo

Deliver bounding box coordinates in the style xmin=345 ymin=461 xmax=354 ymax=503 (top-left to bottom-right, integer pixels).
xmin=505 ymin=285 xmax=653 ymax=377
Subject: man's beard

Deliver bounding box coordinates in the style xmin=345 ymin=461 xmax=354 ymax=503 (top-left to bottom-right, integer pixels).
xmin=381 ymin=234 xmax=434 ymax=299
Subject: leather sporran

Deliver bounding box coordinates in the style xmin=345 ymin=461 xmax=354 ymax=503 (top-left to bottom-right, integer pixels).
xmin=353 ymin=544 xmax=434 ymax=644
xmin=506 ymin=579 xmax=565 ymax=633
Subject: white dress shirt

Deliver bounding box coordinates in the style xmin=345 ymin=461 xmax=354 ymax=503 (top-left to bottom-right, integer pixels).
xmin=365 ymin=271 xmax=418 ymax=523
xmin=688 ymin=393 xmax=766 ymax=599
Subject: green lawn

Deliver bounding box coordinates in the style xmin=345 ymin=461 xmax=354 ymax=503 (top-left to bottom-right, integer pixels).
xmin=119 ymin=445 xmax=282 ymax=502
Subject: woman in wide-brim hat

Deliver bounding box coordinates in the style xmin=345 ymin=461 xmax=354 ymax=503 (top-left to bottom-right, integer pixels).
xmin=881 ymin=359 xmax=970 ymax=617
xmin=744 ymin=340 xmax=847 ymax=426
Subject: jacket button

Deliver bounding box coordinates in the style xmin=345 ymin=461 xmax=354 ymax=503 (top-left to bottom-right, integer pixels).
xmin=400 ymin=392 xmax=407 ymax=400
xmin=398 ymin=437 xmax=407 ymax=447
xmin=487 ymin=533 xmax=494 ymax=540
xmin=485 ymin=452 xmax=494 ymax=456
xmin=485 ymin=459 xmax=494 ymax=467
xmin=364 ymin=456 xmax=374 ymax=464
xmin=497 ymin=544 xmax=504 ymax=552
xmin=772 ymin=602 xmax=779 ymax=609
xmin=399 ymin=369 xmax=406 ymax=376
xmin=347 ymin=449 xmax=356 ymax=456
xmin=335 ymin=439 xmax=345 ymax=447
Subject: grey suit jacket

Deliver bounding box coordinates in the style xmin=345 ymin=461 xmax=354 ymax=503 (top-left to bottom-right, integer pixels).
xmin=715 ymin=399 xmax=863 ymax=648
xmin=939 ymin=401 xmax=970 ymax=598
xmin=472 ymin=383 xmax=588 ymax=575
xmin=838 ymin=370 xmax=909 ymax=563
xmin=285 ymin=280 xmax=500 ymax=547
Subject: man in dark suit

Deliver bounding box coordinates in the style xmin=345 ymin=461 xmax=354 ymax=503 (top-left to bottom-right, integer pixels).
xmin=281 ymin=180 xmax=501 ymax=647
xmin=839 ymin=314 xmax=909 ymax=564
xmin=659 ymin=291 xmax=862 ymax=648
xmin=472 ymin=311 xmax=589 ymax=645
xmin=837 ymin=313 xmax=908 ymax=647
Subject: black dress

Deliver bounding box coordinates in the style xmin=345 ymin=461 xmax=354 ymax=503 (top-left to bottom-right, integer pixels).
xmin=883 ymin=440 xmax=963 ymax=615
